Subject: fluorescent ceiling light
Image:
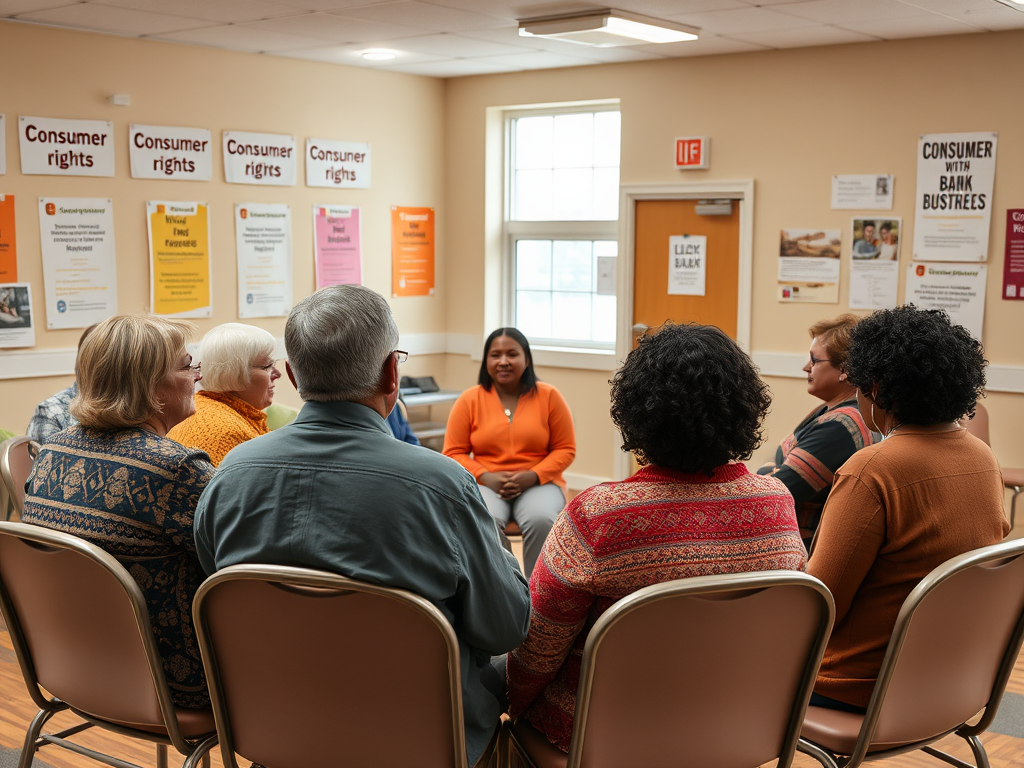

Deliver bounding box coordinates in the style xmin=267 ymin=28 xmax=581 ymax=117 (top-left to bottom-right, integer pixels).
xmin=361 ymin=49 xmax=397 ymax=61
xmin=518 ymin=9 xmax=699 ymax=47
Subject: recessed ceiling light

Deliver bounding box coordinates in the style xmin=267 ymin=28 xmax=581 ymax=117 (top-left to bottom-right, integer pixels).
xmin=518 ymin=9 xmax=699 ymax=47
xmin=361 ymin=49 xmax=397 ymax=61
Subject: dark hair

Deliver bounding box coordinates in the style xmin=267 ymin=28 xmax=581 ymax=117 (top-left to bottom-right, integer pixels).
xmin=610 ymin=323 xmax=772 ymax=475
xmin=879 ymin=223 xmax=892 ymax=233
xmin=478 ymin=327 xmax=538 ymax=394
xmin=844 ymin=305 xmax=986 ymax=425
xmin=862 ymin=220 xmax=876 ymax=230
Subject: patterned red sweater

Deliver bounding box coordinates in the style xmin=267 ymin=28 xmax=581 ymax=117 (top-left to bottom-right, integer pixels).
xmin=506 ymin=463 xmax=807 ymax=751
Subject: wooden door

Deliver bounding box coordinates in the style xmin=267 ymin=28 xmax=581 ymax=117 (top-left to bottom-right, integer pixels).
xmin=633 ymin=199 xmax=740 ymax=340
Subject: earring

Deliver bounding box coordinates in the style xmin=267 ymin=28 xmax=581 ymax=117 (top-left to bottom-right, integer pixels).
xmin=839 ymin=374 xmax=847 ymax=381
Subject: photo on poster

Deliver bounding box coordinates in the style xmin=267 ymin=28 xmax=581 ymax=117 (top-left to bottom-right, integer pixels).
xmin=778 ymin=229 xmax=841 ymax=303
xmin=0 ymin=283 xmax=35 ymax=348
xmin=852 ymin=217 xmax=901 ymax=261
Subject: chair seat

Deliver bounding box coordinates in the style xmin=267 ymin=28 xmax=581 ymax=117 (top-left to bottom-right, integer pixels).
xmin=1003 ymin=468 xmax=1024 ymax=488
xmin=800 ymin=706 xmax=918 ymax=756
xmin=504 ymin=521 xmax=522 ymax=536
xmin=82 ymin=706 xmax=217 ymax=739
xmin=510 ymin=720 xmax=567 ymax=768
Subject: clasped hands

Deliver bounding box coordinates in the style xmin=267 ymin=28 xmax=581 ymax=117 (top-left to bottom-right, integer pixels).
xmin=480 ymin=470 xmax=539 ymax=500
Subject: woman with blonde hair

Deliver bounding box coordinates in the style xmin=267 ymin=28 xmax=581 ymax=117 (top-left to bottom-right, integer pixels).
xmin=169 ymin=322 xmax=281 ymax=466
xmin=22 ymin=314 xmax=213 ymax=708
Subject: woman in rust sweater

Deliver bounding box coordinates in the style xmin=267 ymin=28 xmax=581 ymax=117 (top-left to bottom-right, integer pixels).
xmin=169 ymin=323 xmax=281 ymax=466
xmin=809 ymin=306 xmax=1008 ymax=713
xmin=444 ymin=328 xmax=575 ymax=576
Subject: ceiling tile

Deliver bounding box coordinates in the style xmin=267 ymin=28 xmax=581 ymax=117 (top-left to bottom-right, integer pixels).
xmin=15 ymin=3 xmax=214 ymax=34
xmin=270 ymin=0 xmax=397 ymax=9
xmin=244 ymin=12 xmax=424 ymax=42
xmin=768 ymin=0 xmax=932 ymax=24
xmin=329 ymin=1 xmax=505 ymax=33
xmin=841 ymin=13 xmax=987 ymax=38
xmin=100 ymin=0 xmax=296 ymax=23
xmin=641 ymin=33 xmax=771 ymax=56
xmin=274 ymin=42 xmax=445 ymax=65
xmin=0 ymin=0 xmax=77 ymax=14
xmin=152 ymin=23 xmax=329 ymax=51
xmin=894 ymin=0 xmax=998 ymax=13
xmin=732 ymin=25 xmax=881 ymax=47
xmin=476 ymin=49 xmax=604 ymax=69
xmin=665 ymin=6 xmax=823 ymax=35
xmin=960 ymin=6 xmax=1024 ymax=31
xmin=569 ymin=45 xmax=668 ymax=62
xmin=392 ymin=32 xmax=534 ymax=56
xmin=386 ymin=57 xmax=521 ymax=77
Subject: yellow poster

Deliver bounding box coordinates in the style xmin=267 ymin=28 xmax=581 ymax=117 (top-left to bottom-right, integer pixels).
xmin=147 ymin=201 xmax=212 ymax=317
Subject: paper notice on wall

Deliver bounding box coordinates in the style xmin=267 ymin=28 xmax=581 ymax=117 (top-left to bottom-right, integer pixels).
xmin=38 ymin=197 xmax=118 ymax=329
xmin=130 ymin=124 xmax=213 ymax=181
xmin=19 ymin=116 xmax=115 ymax=177
xmin=147 ymin=201 xmax=212 ymax=317
xmin=1003 ymin=209 xmax=1024 ymax=300
xmin=596 ymin=256 xmax=616 ymax=295
xmin=0 ymin=195 xmax=16 ymax=281
xmin=235 ymin=203 xmax=292 ymax=318
xmin=849 ymin=261 xmax=899 ymax=310
xmin=668 ymin=235 xmax=706 ymax=296
xmin=223 ymin=131 xmax=296 ymax=186
xmin=913 ymin=132 xmax=996 ymax=262
xmin=0 ymin=115 xmax=6 ymax=175
xmin=831 ymin=175 xmax=893 ymax=210
xmin=906 ymin=262 xmax=986 ymax=339
xmin=391 ymin=206 xmax=435 ymax=297
xmin=306 ymin=138 xmax=371 ymax=189
xmin=314 ymin=205 xmax=362 ymax=288
xmin=0 ymin=283 xmax=34 ymax=348
xmin=778 ymin=229 xmax=841 ymax=303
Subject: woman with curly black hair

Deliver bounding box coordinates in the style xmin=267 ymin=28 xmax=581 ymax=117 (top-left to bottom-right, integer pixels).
xmin=506 ymin=323 xmax=806 ymax=753
xmin=808 ymin=305 xmax=1008 ymax=715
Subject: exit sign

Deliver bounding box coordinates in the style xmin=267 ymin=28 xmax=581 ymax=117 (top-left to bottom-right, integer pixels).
xmin=675 ymin=137 xmax=709 ymax=169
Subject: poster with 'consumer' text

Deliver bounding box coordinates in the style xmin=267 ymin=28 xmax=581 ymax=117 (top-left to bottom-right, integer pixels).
xmin=235 ymin=203 xmax=292 ymax=318
xmin=38 ymin=197 xmax=118 ymax=329
xmin=147 ymin=201 xmax=212 ymax=317
xmin=913 ymin=132 xmax=997 ymax=262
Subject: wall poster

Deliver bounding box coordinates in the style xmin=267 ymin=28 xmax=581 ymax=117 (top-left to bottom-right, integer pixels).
xmin=1003 ymin=209 xmax=1024 ymax=301
xmin=0 ymin=283 xmax=33 ymax=348
xmin=777 ymin=229 xmax=841 ymax=303
xmin=314 ymin=205 xmax=362 ymax=289
xmin=668 ymin=235 xmax=706 ymax=296
xmin=147 ymin=201 xmax=212 ymax=317
xmin=0 ymin=194 xmax=16 ymax=281
xmin=906 ymin=262 xmax=986 ymax=340
xmin=849 ymin=217 xmax=901 ymax=310
xmin=130 ymin=124 xmax=213 ymax=181
xmin=831 ymin=174 xmax=893 ymax=210
xmin=235 ymin=203 xmax=292 ymax=318
xmin=391 ymin=206 xmax=435 ymax=297
xmin=19 ymin=116 xmax=115 ymax=177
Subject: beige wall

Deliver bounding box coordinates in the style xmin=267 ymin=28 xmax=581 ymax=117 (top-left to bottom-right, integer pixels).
xmin=444 ymin=30 xmax=1024 ymax=481
xmin=0 ymin=21 xmax=445 ymax=429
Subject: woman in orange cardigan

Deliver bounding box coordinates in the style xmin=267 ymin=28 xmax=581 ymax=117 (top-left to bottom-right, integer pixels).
xmin=444 ymin=328 xmax=576 ymax=575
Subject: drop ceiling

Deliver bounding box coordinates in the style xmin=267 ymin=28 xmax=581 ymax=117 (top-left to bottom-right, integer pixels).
xmin=2 ymin=0 xmax=1022 ymax=78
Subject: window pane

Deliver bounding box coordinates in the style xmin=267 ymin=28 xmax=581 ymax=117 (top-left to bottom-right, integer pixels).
xmin=593 ymin=111 xmax=621 ymax=167
xmin=516 ymin=291 xmax=552 ymax=338
xmin=552 ymin=241 xmax=592 ymax=292
xmin=515 ymin=116 xmax=552 ymax=170
xmin=514 ymin=169 xmax=553 ymax=221
xmin=593 ymin=167 xmax=620 ymax=220
xmin=552 ymin=168 xmax=594 ymax=220
xmin=516 ymin=240 xmax=552 ymax=291
xmin=551 ymin=292 xmax=592 ymax=341
xmin=592 ymin=294 xmax=617 ymax=343
xmin=553 ymin=113 xmax=593 ymax=169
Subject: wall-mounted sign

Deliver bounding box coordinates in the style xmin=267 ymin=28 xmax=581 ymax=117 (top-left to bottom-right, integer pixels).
xmin=1004 ymin=209 xmax=1024 ymax=301
xmin=130 ymin=124 xmax=212 ymax=181
xmin=235 ymin=203 xmax=292 ymax=318
xmin=913 ymin=132 xmax=996 ymax=262
xmin=314 ymin=205 xmax=362 ymax=288
xmin=675 ymin=136 xmax=709 ymax=170
xmin=0 ymin=115 xmax=6 ymax=175
xmin=668 ymin=235 xmax=706 ymax=295
xmin=19 ymin=115 xmax=114 ymax=177
xmin=831 ymin=174 xmax=894 ymax=210
xmin=0 ymin=195 xmax=16 ymax=281
xmin=222 ymin=131 xmax=296 ymax=186
xmin=306 ymin=139 xmax=371 ymax=189
xmin=147 ymin=201 xmax=212 ymax=317
xmin=906 ymin=262 xmax=986 ymax=340
xmin=391 ymin=206 xmax=434 ymax=297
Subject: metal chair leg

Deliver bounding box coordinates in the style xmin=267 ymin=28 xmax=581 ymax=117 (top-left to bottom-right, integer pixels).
xmin=19 ymin=709 xmax=58 ymax=768
xmin=157 ymin=743 xmax=168 ymax=768
xmin=181 ymin=735 xmax=218 ymax=768
xmin=796 ymin=738 xmax=842 ymax=768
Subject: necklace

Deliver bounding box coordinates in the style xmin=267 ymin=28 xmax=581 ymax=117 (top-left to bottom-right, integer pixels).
xmin=504 ymin=408 xmax=512 ymax=423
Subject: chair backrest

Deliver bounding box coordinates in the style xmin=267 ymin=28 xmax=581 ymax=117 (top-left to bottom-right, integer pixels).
xmin=853 ymin=537 xmax=1024 ymax=762
xmin=0 ymin=521 xmax=190 ymax=749
xmin=193 ymin=564 xmax=467 ymax=768
xmin=568 ymin=571 xmax=835 ymax=768
xmin=964 ymin=403 xmax=990 ymax=446
xmin=0 ymin=436 xmax=39 ymax=521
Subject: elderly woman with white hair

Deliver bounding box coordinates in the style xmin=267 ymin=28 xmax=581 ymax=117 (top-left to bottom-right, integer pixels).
xmin=168 ymin=322 xmax=281 ymax=466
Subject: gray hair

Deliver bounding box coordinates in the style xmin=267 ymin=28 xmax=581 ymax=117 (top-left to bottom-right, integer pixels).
xmin=198 ymin=323 xmax=277 ymax=392
xmin=285 ymin=285 xmax=399 ymax=402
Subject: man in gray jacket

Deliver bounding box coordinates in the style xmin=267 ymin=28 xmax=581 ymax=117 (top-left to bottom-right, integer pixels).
xmin=194 ymin=284 xmax=530 ymax=766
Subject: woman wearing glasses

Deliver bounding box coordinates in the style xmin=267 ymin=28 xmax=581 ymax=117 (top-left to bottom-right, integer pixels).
xmin=23 ymin=314 xmax=214 ymax=708
xmin=758 ymin=314 xmax=876 ymax=550
xmin=169 ymin=323 xmax=281 ymax=466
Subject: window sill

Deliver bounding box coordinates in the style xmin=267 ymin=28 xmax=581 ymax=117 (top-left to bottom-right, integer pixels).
xmin=531 ymin=345 xmax=620 ymax=372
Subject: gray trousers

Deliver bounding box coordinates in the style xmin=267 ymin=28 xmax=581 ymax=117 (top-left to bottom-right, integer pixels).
xmin=480 ymin=483 xmax=565 ymax=577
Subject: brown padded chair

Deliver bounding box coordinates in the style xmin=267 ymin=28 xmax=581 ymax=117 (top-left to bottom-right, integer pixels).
xmin=193 ymin=563 xmax=490 ymax=768
xmin=0 ymin=521 xmax=217 ymax=768
xmin=963 ymin=404 xmax=1023 ymax=528
xmin=506 ymin=570 xmax=835 ymax=768
xmin=798 ymin=536 xmax=1024 ymax=768
xmin=0 ymin=436 xmax=39 ymax=522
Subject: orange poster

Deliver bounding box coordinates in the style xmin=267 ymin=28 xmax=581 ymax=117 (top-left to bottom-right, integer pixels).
xmin=0 ymin=195 xmax=16 ymax=281
xmin=391 ymin=206 xmax=434 ymax=297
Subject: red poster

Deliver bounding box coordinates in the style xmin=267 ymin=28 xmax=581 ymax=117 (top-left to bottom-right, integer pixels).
xmin=0 ymin=195 xmax=16 ymax=281
xmin=1004 ymin=209 xmax=1024 ymax=301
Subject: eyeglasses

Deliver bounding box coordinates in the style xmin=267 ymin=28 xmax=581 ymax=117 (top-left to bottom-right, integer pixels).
xmin=180 ymin=356 xmax=201 ymax=374
xmin=253 ymin=360 xmax=279 ymax=373
xmin=809 ymin=355 xmax=832 ymax=367
xmin=393 ymin=350 xmax=409 ymax=364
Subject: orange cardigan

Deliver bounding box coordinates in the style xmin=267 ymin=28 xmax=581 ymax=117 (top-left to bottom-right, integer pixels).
xmin=168 ymin=390 xmax=268 ymax=467
xmin=443 ymin=382 xmax=576 ymax=492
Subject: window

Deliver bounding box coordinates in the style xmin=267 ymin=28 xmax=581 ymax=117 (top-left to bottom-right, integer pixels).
xmin=506 ymin=106 xmax=621 ymax=351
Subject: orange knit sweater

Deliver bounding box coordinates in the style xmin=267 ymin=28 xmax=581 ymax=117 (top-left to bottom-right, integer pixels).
xmin=168 ymin=390 xmax=268 ymax=467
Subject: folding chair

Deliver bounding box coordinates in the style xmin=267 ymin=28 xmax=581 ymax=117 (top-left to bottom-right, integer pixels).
xmin=507 ymin=570 xmax=835 ymax=768
xmin=0 ymin=521 xmax=218 ymax=768
xmin=193 ymin=563 xmax=491 ymax=768
xmin=0 ymin=436 xmax=39 ymax=522
xmin=799 ymin=537 xmax=1024 ymax=768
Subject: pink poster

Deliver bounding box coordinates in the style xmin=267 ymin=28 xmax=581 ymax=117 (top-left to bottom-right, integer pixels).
xmin=1003 ymin=209 xmax=1024 ymax=301
xmin=314 ymin=205 xmax=362 ymax=288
